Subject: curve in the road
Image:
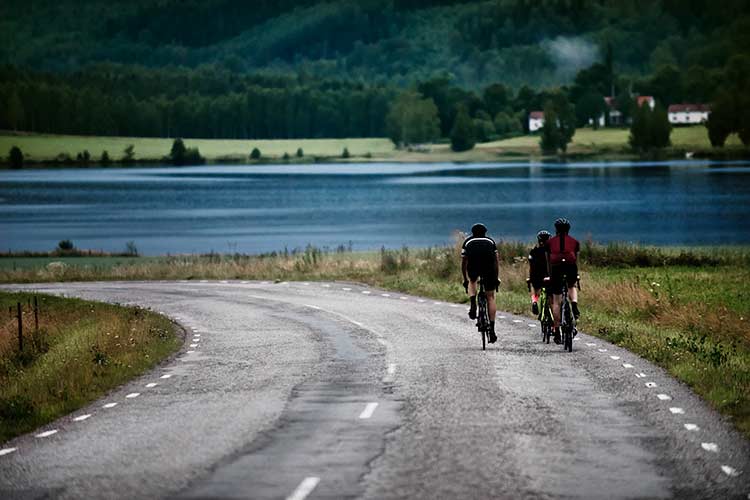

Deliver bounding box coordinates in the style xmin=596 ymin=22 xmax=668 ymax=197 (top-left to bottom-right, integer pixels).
xmin=0 ymin=280 xmax=747 ymax=500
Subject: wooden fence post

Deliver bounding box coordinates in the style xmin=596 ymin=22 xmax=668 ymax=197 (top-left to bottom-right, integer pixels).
xmin=17 ymin=302 xmax=23 ymax=352
xmin=34 ymin=296 xmax=39 ymax=334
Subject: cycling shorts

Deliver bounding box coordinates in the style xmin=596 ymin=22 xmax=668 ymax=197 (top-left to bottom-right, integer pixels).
xmin=549 ymin=262 xmax=578 ymax=294
xmin=468 ymin=268 xmax=499 ymax=291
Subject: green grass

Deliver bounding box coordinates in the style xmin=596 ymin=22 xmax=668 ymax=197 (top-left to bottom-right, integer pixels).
xmin=2 ymin=126 xmax=746 ymax=166
xmin=0 ymin=134 xmax=395 ymax=163
xmin=479 ymin=126 xmax=744 ymax=154
xmin=0 ymin=292 xmax=180 ymax=443
xmin=1 ymin=242 xmax=748 ymax=438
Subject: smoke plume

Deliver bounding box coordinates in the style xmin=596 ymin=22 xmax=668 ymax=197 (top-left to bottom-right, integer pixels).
xmin=544 ymin=36 xmax=600 ymax=77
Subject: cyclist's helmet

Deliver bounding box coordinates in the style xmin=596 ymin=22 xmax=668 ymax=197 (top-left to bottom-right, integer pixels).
xmin=471 ymin=223 xmax=487 ymax=237
xmin=537 ymin=230 xmax=551 ymax=243
xmin=554 ymin=218 xmax=571 ymax=234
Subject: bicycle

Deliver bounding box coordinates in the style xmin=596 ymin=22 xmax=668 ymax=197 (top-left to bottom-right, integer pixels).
xmin=476 ymin=278 xmax=491 ymax=351
xmin=557 ymin=260 xmax=580 ymax=353
xmin=528 ymin=278 xmax=554 ymax=343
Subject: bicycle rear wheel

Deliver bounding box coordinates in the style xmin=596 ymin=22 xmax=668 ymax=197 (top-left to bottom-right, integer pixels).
xmin=478 ymin=293 xmax=488 ymax=351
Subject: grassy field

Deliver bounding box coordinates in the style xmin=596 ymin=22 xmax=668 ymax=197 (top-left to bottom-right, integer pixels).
xmin=1 ymin=126 xmax=745 ymax=165
xmin=1 ymin=242 xmax=748 ymax=437
xmin=0 ymin=292 xmax=180 ymax=443
xmin=478 ymin=126 xmax=744 ymax=156
xmin=0 ymin=134 xmax=395 ymax=163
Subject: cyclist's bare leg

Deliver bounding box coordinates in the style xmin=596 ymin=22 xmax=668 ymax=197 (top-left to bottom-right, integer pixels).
xmin=467 ymin=280 xmax=478 ymax=319
xmin=486 ymin=290 xmax=496 ymax=320
xmin=468 ymin=280 xmax=478 ymax=297
xmin=569 ymin=286 xmax=578 ymax=303
xmin=552 ymin=294 xmax=562 ymax=328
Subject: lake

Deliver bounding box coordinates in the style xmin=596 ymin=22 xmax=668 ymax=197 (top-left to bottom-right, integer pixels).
xmin=1 ymin=161 xmax=749 ymax=255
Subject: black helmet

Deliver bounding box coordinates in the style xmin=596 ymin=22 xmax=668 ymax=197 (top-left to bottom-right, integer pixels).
xmin=537 ymin=230 xmax=551 ymax=243
xmin=554 ymin=218 xmax=571 ymax=233
xmin=471 ymin=223 xmax=487 ymax=237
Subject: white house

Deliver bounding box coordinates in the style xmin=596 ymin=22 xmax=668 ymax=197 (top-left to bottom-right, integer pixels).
xmin=529 ymin=111 xmax=544 ymax=132
xmin=668 ymin=104 xmax=710 ymax=125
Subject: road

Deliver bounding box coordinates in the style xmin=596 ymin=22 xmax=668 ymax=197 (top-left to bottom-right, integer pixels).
xmin=0 ymin=280 xmax=748 ymax=499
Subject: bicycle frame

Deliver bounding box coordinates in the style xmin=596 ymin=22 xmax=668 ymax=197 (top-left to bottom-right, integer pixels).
xmin=476 ymin=278 xmax=490 ymax=351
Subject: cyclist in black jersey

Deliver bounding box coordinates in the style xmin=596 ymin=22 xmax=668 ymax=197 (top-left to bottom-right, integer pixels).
xmin=461 ymin=223 xmax=500 ymax=343
xmin=528 ymin=230 xmax=551 ymax=315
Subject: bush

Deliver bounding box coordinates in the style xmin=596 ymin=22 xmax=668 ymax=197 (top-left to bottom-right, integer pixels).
xmin=283 ymin=152 xmax=290 ymax=160
xmin=450 ymin=106 xmax=475 ymax=152
xmin=296 ymin=148 xmax=304 ymax=158
xmin=101 ymin=150 xmax=111 ymax=164
xmin=8 ymin=146 xmax=23 ymax=169
xmin=250 ymin=147 xmax=261 ymax=160
xmin=122 ymin=145 xmax=135 ymax=163
xmin=341 ymin=147 xmax=350 ymax=158
xmin=57 ymin=239 xmax=74 ymax=251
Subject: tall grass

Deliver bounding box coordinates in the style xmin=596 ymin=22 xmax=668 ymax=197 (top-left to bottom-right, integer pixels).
xmin=0 ymin=292 xmax=179 ymax=443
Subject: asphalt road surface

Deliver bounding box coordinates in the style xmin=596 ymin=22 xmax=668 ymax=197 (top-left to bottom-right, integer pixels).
xmin=1 ymin=281 xmax=748 ymax=499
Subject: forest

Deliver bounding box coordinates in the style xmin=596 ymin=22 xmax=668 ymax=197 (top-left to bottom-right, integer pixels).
xmin=1 ymin=0 xmax=749 ymax=141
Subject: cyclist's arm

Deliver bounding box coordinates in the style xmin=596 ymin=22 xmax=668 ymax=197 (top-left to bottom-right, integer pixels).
xmin=494 ymin=251 xmax=500 ymax=279
xmin=461 ymin=255 xmax=468 ymax=282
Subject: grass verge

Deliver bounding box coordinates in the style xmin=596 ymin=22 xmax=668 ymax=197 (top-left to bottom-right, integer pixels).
xmin=0 ymin=292 xmax=180 ymax=443
xmin=1 ymin=242 xmax=748 ymax=438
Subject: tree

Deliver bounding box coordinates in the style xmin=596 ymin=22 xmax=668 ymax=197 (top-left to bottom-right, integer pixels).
xmin=296 ymin=147 xmax=304 ymax=158
xmin=101 ymin=150 xmax=111 ymax=164
xmin=122 ymin=144 xmax=135 ymax=163
xmin=341 ymin=147 xmax=350 ymax=158
xmin=6 ymin=92 xmax=25 ymax=131
xmin=576 ymin=90 xmax=606 ymax=129
xmin=385 ymin=91 xmax=440 ymax=146
xmin=538 ymin=94 xmax=576 ymax=154
xmin=483 ymin=83 xmax=509 ymax=117
xmin=539 ymin=106 xmax=561 ymax=155
xmin=450 ymin=106 xmax=475 ymax=152
xmin=250 ymin=147 xmax=261 ymax=160
xmin=629 ymin=101 xmax=672 ymax=152
xmin=9 ymin=146 xmax=23 ymax=169
xmin=170 ymin=138 xmax=187 ymax=165
xmin=493 ymin=111 xmax=521 ymax=138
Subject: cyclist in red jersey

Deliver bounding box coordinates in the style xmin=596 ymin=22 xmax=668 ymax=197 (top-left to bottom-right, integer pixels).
xmin=544 ymin=218 xmax=580 ymax=344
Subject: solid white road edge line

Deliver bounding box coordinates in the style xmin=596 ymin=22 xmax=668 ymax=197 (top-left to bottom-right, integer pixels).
xmin=286 ymin=477 xmax=321 ymax=500
xmin=359 ymin=402 xmax=379 ymax=419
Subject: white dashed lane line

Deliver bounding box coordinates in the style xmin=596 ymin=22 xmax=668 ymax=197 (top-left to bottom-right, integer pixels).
xmin=145 ymin=383 xmax=158 ymax=388
xmin=103 ymin=402 xmax=118 ymax=409
xmin=610 ymin=355 xmax=621 ymax=360
xmin=189 ymin=343 xmax=198 ymax=348
xmin=286 ymin=477 xmax=320 ymax=500
xmin=0 ymin=447 xmax=17 ymax=456
xmin=528 ymin=323 xmax=536 ymax=327
xmin=622 ymin=363 xmax=634 ymax=369
xmin=635 ymin=373 xmax=647 ymax=378
xmin=597 ymin=348 xmax=608 ymax=353
xmin=657 ymin=394 xmax=672 ymax=401
xmin=359 ymin=402 xmax=379 ymax=420
xmin=512 ymin=319 xmax=523 ymax=323
xmin=585 ymin=342 xmax=597 ymax=346
xmin=721 ymin=465 xmax=740 ymax=477
xmin=160 ymin=374 xmax=172 ymax=379
xmin=362 ymin=291 xmax=371 ymax=295
xmin=125 ymin=393 xmax=140 ymax=399
xmin=645 ymin=382 xmax=658 ymax=388
xmin=684 ymin=423 xmax=700 ymax=431
xmin=399 ymin=296 xmax=408 ymax=300
xmin=73 ymin=414 xmax=91 ymax=422
xmin=669 ymin=407 xmax=685 ymax=415
xmin=701 ymin=442 xmax=719 ymax=453
xmin=342 ymin=288 xmax=352 ymax=291
xmin=35 ymin=430 xmax=58 ymax=438
xmin=381 ymin=293 xmax=391 ymax=297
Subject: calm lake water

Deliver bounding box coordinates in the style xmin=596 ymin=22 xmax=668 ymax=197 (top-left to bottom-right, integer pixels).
xmin=2 ymin=161 xmax=749 ymax=255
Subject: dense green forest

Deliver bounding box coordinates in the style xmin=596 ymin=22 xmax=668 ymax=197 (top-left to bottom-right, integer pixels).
xmin=1 ymin=0 xmax=749 ymax=140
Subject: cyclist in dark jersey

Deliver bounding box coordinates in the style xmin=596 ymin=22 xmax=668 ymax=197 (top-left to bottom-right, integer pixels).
xmin=528 ymin=230 xmax=551 ymax=315
xmin=544 ymin=218 xmax=580 ymax=344
xmin=461 ymin=223 xmax=500 ymax=343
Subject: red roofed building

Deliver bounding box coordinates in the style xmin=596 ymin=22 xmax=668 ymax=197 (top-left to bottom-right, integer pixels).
xmin=636 ymin=96 xmax=655 ymax=110
xmin=668 ymin=104 xmax=710 ymax=125
xmin=529 ymin=111 xmax=544 ymax=132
